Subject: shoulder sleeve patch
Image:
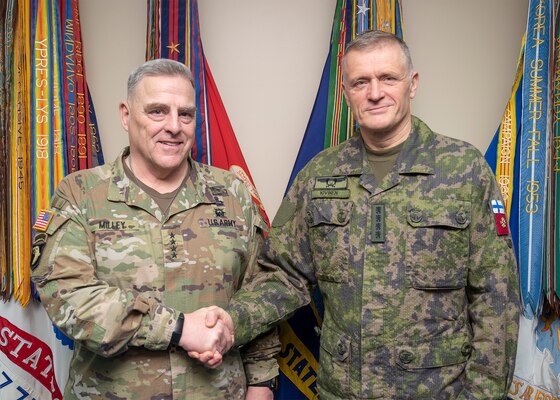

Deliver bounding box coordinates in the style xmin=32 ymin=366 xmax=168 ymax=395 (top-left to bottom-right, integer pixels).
xmin=50 ymin=195 xmax=69 ymax=210
xmin=32 ymin=210 xmax=55 ymax=232
xmin=30 ymin=233 xmax=47 ymax=270
xmin=30 ymin=213 xmax=71 ymax=271
xmin=489 ymin=199 xmax=510 ymax=236
xmin=271 ymin=200 xmax=297 ymax=228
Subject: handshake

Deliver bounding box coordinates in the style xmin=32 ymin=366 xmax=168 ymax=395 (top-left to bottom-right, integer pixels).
xmin=179 ymin=306 xmax=235 ymax=368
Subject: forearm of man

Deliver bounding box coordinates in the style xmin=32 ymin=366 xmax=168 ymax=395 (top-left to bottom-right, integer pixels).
xmin=242 ymin=327 xmax=281 ymax=386
xmin=243 ymin=330 xmax=279 ymax=400
xmin=35 ymin=276 xmax=176 ymax=356
xmin=228 ymin=257 xmax=312 ymax=346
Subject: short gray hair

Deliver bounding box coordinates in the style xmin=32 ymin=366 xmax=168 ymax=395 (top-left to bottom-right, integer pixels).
xmin=342 ymin=30 xmax=414 ymax=76
xmin=127 ymin=59 xmax=195 ymax=99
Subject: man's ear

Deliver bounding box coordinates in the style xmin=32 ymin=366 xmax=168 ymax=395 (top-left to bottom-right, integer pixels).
xmin=119 ymin=101 xmax=130 ymax=132
xmin=342 ymin=80 xmax=351 ymax=105
xmin=409 ymin=71 xmax=419 ymax=99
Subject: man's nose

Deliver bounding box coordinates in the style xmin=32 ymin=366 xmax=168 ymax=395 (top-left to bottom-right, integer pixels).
xmin=366 ymin=79 xmax=382 ymax=100
xmin=165 ymin=113 xmax=181 ymax=133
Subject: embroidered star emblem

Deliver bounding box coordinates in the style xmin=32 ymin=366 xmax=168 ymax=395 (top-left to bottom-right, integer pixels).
xmin=357 ymin=2 xmax=369 ymax=15
xmin=167 ymin=42 xmax=180 ymax=54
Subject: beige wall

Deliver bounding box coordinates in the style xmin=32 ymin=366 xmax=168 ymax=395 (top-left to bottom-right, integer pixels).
xmin=80 ymin=0 xmax=529 ymax=218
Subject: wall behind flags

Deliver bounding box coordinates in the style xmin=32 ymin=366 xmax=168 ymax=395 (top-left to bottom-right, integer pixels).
xmin=80 ymin=0 xmax=529 ymax=219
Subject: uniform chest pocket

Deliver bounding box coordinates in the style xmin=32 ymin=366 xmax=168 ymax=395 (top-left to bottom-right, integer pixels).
xmin=406 ymin=199 xmax=470 ymax=289
xmin=307 ymin=200 xmax=353 ymax=283
xmin=90 ymin=219 xmax=154 ymax=283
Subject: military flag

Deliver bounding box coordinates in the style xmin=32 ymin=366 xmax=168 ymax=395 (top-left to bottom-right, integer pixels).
xmin=0 ymin=0 xmax=14 ymax=303
xmin=146 ymin=0 xmax=269 ymax=226
xmin=547 ymin=0 xmax=560 ymax=315
xmin=279 ymin=1 xmax=403 ymax=398
xmin=485 ymin=0 xmax=560 ymax=398
xmin=1 ymin=0 xmax=102 ymax=396
xmin=1 ymin=0 xmax=104 ymax=304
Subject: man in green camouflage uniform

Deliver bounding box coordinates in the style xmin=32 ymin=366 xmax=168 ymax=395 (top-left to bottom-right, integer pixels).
xmin=31 ymin=59 xmax=279 ymax=399
xmin=197 ymin=31 xmax=520 ymax=399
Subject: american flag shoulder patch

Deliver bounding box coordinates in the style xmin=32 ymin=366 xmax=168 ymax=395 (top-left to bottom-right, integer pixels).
xmin=33 ymin=209 xmax=55 ymax=232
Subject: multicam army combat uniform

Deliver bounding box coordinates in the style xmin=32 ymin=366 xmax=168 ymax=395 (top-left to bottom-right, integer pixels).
xmin=229 ymin=117 xmax=520 ymax=399
xmin=31 ymin=147 xmax=279 ymax=400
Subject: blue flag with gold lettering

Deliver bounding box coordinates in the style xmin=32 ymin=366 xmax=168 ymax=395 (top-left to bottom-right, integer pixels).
xmin=277 ymin=1 xmax=403 ymax=398
xmin=484 ymin=0 xmax=560 ymax=398
xmin=485 ymin=0 xmax=553 ymax=323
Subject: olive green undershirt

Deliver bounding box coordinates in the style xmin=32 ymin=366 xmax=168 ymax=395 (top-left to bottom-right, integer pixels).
xmin=365 ymin=141 xmax=405 ymax=183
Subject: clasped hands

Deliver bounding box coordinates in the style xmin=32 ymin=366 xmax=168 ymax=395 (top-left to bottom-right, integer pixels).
xmin=179 ymin=306 xmax=233 ymax=368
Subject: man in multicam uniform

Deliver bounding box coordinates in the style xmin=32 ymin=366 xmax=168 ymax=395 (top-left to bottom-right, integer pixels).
xmin=30 ymin=59 xmax=279 ymax=399
xmin=196 ymin=30 xmax=521 ymax=399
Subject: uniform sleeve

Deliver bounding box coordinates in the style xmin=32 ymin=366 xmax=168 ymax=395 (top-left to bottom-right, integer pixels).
xmin=237 ymin=204 xmax=281 ymax=383
xmin=241 ymin=329 xmax=281 ymax=384
xmin=228 ymin=174 xmax=317 ymax=346
xmin=459 ymin=153 xmax=520 ymax=398
xmin=31 ymin=179 xmax=178 ymax=357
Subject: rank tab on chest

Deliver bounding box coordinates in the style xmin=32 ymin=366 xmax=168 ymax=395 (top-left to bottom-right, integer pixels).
xmin=371 ymin=204 xmax=386 ymax=243
xmin=163 ymin=228 xmax=184 ymax=261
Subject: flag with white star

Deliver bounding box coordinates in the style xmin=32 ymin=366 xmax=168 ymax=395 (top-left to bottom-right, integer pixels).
xmin=146 ymin=0 xmax=269 ymax=226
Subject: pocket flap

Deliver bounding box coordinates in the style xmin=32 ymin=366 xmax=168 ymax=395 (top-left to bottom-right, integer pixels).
xmin=306 ymin=200 xmax=353 ymax=227
xmin=406 ymin=199 xmax=470 ymax=229
xmin=396 ymin=332 xmax=471 ymax=370
xmin=320 ymin=324 xmax=351 ymax=362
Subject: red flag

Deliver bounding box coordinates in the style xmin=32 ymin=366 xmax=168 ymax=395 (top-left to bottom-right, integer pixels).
xmin=147 ymin=0 xmax=269 ymax=226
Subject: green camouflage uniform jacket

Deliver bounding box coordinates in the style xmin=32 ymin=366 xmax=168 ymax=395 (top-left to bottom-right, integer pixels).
xmin=31 ymin=147 xmax=279 ymax=400
xmin=229 ymin=117 xmax=520 ymax=399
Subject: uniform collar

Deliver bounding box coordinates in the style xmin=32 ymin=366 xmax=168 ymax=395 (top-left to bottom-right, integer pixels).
xmin=396 ymin=116 xmax=436 ymax=176
xmin=107 ymin=147 xmax=217 ymax=219
xmin=330 ymin=116 xmax=436 ymax=177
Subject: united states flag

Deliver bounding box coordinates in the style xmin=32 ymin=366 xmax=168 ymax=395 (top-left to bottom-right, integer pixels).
xmin=32 ymin=210 xmax=54 ymax=232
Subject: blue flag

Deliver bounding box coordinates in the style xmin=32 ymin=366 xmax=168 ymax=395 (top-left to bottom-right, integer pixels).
xmin=484 ymin=1 xmax=560 ymax=398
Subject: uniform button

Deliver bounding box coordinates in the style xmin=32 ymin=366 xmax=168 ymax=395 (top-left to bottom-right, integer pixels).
xmin=409 ymin=209 xmax=423 ymax=223
xmin=507 ymin=238 xmax=513 ymax=248
xmin=455 ymin=211 xmax=467 ymax=224
xmin=305 ymin=210 xmax=313 ymax=225
xmin=337 ymin=340 xmax=347 ymax=356
xmin=337 ymin=210 xmax=346 ymax=223
xmin=461 ymin=343 xmax=472 ymax=357
xmin=399 ymin=350 xmax=414 ymax=364
xmin=314 ymin=326 xmax=322 ymax=337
